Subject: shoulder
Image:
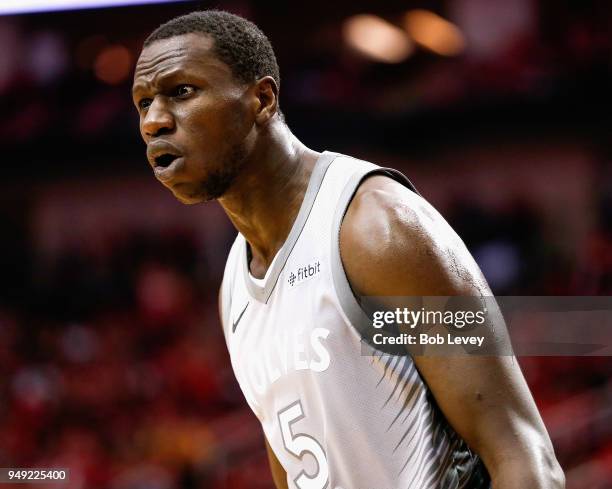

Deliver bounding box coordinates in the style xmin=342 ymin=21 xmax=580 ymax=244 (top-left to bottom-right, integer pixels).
xmin=339 ymin=174 xmax=490 ymax=297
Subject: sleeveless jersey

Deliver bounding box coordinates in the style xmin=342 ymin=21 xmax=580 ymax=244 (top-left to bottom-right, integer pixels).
xmin=220 ymin=151 xmax=491 ymax=489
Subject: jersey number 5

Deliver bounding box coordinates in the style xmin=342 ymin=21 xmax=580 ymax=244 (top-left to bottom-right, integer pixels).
xmin=278 ymin=400 xmax=329 ymax=489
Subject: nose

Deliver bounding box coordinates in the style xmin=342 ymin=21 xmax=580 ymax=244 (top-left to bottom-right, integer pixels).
xmin=141 ymin=96 xmax=175 ymax=139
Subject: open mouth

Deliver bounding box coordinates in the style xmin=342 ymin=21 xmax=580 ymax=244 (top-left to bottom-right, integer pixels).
xmin=155 ymin=153 xmax=179 ymax=168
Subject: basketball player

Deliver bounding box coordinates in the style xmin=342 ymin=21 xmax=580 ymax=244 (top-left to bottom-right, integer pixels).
xmin=132 ymin=10 xmax=565 ymax=489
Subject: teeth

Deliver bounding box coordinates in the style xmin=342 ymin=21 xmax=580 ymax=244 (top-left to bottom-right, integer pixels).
xmin=155 ymin=154 xmax=177 ymax=167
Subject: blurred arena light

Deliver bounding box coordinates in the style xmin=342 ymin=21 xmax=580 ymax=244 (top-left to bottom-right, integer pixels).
xmin=94 ymin=44 xmax=132 ymax=84
xmin=0 ymin=0 xmax=185 ymax=15
xmin=403 ymin=9 xmax=466 ymax=56
xmin=343 ymin=14 xmax=414 ymax=64
xmin=76 ymin=35 xmax=108 ymax=70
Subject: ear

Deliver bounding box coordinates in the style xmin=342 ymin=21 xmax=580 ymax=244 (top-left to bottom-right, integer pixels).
xmin=253 ymin=76 xmax=278 ymax=125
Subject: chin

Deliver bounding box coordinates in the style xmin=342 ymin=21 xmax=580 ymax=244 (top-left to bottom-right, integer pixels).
xmin=171 ymin=186 xmax=212 ymax=205
xmin=170 ymin=177 xmax=231 ymax=204
xmin=174 ymin=193 xmax=207 ymax=205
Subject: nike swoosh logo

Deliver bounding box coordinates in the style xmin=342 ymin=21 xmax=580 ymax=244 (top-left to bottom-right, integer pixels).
xmin=232 ymin=302 xmax=249 ymax=333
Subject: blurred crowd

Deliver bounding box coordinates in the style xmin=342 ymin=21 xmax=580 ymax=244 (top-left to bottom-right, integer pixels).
xmin=0 ymin=229 xmax=272 ymax=488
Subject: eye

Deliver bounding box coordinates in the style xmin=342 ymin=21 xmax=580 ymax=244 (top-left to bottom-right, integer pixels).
xmin=138 ymin=98 xmax=152 ymax=111
xmin=174 ymin=85 xmax=195 ymax=98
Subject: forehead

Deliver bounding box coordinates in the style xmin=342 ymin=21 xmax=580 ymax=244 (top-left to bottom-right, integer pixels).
xmin=133 ymin=33 xmax=233 ymax=88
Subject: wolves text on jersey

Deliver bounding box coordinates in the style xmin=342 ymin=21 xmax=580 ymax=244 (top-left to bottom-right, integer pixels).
xmin=239 ymin=324 xmax=331 ymax=404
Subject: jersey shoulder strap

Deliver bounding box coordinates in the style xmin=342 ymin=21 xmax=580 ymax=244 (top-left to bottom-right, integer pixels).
xmin=328 ymin=154 xmax=419 ymax=339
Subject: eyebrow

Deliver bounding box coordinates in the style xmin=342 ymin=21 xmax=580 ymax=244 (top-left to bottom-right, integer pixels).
xmin=132 ymin=68 xmax=196 ymax=98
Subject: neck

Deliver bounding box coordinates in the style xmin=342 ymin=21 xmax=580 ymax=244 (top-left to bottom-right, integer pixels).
xmin=218 ymin=121 xmax=320 ymax=275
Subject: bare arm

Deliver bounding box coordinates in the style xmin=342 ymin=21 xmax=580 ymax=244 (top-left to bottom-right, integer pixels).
xmin=340 ymin=175 xmax=565 ymax=489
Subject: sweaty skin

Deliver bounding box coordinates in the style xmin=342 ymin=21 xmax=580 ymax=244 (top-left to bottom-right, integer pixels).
xmin=135 ymin=33 xmax=565 ymax=489
xmin=340 ymin=175 xmax=565 ymax=488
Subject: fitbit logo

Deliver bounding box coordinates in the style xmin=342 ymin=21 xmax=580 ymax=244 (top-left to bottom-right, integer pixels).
xmin=288 ymin=260 xmax=321 ymax=287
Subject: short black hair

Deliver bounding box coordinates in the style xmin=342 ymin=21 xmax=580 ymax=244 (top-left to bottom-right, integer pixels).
xmin=144 ymin=10 xmax=280 ymax=90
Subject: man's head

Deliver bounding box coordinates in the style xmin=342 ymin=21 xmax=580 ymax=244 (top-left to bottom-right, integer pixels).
xmin=132 ymin=10 xmax=281 ymax=204
xmin=144 ymin=10 xmax=280 ymax=91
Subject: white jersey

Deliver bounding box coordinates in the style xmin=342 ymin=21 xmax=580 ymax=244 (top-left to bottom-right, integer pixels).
xmin=220 ymin=152 xmax=490 ymax=489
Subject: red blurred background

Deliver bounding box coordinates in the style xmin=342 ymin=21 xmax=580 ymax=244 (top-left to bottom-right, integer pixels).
xmin=0 ymin=1 xmax=611 ymax=488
